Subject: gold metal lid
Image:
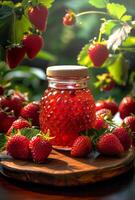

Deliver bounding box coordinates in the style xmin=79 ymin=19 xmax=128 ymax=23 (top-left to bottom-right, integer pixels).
xmin=46 ymin=65 xmax=88 ymax=78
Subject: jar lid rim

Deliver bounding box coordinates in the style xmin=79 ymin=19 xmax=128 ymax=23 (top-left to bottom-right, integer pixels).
xmin=46 ymin=65 xmax=88 ymax=78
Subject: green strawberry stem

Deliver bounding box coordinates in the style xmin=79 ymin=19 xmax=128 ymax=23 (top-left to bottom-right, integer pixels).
xmin=98 ymin=31 xmax=102 ymax=43
xmin=76 ymin=11 xmax=108 ymax=17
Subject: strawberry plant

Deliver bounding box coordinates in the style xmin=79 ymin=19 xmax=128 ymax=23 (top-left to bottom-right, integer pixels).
xmin=0 ymin=0 xmax=55 ymax=65
xmin=63 ymin=0 xmax=135 ymax=95
xmin=0 ymin=0 xmax=55 ymax=98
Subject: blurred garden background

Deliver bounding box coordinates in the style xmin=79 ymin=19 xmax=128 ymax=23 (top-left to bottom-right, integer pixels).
xmin=1 ymin=0 xmax=135 ymax=102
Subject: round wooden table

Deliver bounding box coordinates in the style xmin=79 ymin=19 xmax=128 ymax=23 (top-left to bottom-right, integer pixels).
xmin=0 ymin=166 xmax=135 ymax=200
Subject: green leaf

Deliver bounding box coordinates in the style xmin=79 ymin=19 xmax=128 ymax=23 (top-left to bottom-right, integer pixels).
xmin=37 ymin=50 xmax=57 ymax=62
xmin=22 ymin=0 xmax=55 ymax=8
xmin=77 ymin=44 xmax=93 ymax=67
xmin=21 ymin=128 xmax=40 ymax=140
xmin=0 ymin=134 xmax=7 ymax=152
xmin=0 ymin=1 xmax=14 ymax=7
xmin=0 ymin=6 xmax=13 ymax=47
xmin=107 ymin=54 xmax=129 ymax=85
xmin=39 ymin=0 xmax=55 ymax=8
xmin=89 ymin=0 xmax=108 ymax=8
xmin=107 ymin=3 xmax=127 ymax=19
xmin=122 ymin=36 xmax=135 ymax=47
xmin=11 ymin=15 xmax=31 ymax=44
xmin=4 ymin=66 xmax=46 ymax=81
xmin=100 ymin=20 xmax=117 ymax=35
xmin=121 ymin=15 xmax=132 ymax=22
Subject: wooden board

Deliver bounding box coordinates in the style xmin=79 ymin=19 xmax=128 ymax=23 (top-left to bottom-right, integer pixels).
xmin=0 ymin=149 xmax=134 ymax=186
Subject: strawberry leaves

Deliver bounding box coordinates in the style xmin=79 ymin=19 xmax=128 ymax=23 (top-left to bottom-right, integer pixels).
xmin=89 ymin=0 xmax=108 ymax=9
xmin=39 ymin=0 xmax=55 ymax=8
xmin=77 ymin=44 xmax=93 ymax=67
xmin=107 ymin=54 xmax=129 ymax=85
xmin=20 ymin=128 xmax=40 ymax=140
xmin=0 ymin=134 xmax=8 ymax=152
xmin=22 ymin=0 xmax=55 ymax=8
xmin=106 ymin=3 xmax=127 ymax=20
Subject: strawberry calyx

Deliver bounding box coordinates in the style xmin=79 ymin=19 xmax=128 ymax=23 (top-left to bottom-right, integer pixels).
xmin=36 ymin=130 xmax=55 ymax=141
xmin=6 ymin=43 xmax=24 ymax=49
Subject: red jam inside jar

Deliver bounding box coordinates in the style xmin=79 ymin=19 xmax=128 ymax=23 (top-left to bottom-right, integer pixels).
xmin=39 ymin=66 xmax=96 ymax=147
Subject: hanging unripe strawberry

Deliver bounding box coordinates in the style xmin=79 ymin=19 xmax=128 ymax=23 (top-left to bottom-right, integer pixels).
xmin=63 ymin=11 xmax=76 ymax=26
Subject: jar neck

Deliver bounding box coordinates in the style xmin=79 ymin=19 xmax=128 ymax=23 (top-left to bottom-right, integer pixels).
xmin=47 ymin=77 xmax=89 ymax=89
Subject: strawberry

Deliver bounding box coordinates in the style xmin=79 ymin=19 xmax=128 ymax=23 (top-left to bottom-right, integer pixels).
xmin=63 ymin=11 xmax=76 ymax=26
xmin=0 ymin=90 xmax=27 ymax=117
xmin=97 ymin=133 xmax=124 ymax=156
xmin=88 ymin=43 xmax=109 ymax=67
xmin=28 ymin=5 xmax=48 ymax=32
xmin=96 ymin=108 xmax=112 ymax=120
xmin=119 ymin=96 xmax=135 ymax=119
xmin=0 ymin=86 xmax=4 ymax=96
xmin=96 ymin=99 xmax=118 ymax=116
xmin=94 ymin=117 xmax=108 ymax=130
xmin=29 ymin=135 xmax=52 ymax=163
xmin=0 ymin=109 xmax=16 ymax=133
xmin=7 ymin=118 xmax=31 ymax=136
xmin=22 ymin=34 xmax=44 ymax=59
xmin=20 ymin=102 xmax=39 ymax=126
xmin=6 ymin=46 xmax=25 ymax=69
xmin=112 ymin=127 xmax=132 ymax=151
xmin=96 ymin=73 xmax=115 ymax=91
xmin=123 ymin=116 xmax=135 ymax=133
xmin=100 ymin=78 xmax=115 ymax=91
xmin=71 ymin=136 xmax=92 ymax=157
xmin=6 ymin=135 xmax=30 ymax=160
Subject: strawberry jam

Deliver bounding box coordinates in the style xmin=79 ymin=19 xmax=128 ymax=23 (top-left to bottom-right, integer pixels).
xmin=39 ymin=66 xmax=96 ymax=147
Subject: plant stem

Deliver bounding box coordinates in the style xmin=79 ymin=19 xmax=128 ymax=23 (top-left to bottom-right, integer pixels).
xmin=76 ymin=11 xmax=108 ymax=17
xmin=98 ymin=31 xmax=102 ymax=43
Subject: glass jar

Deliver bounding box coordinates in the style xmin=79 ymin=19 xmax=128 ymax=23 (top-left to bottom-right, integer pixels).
xmin=39 ymin=66 xmax=95 ymax=147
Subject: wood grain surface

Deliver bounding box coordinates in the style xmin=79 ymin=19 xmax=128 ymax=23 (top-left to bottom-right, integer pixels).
xmin=0 ymin=149 xmax=134 ymax=186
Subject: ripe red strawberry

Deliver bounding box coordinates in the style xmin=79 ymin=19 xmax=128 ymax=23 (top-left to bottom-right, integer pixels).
xmin=94 ymin=117 xmax=108 ymax=130
xmin=0 ymin=90 xmax=27 ymax=117
xmin=29 ymin=135 xmax=52 ymax=163
xmin=6 ymin=46 xmax=25 ymax=69
xmin=0 ymin=109 xmax=16 ymax=133
xmin=71 ymin=136 xmax=92 ymax=157
xmin=101 ymin=78 xmax=115 ymax=91
xmin=0 ymin=86 xmax=4 ymax=96
xmin=96 ymin=108 xmax=112 ymax=120
xmin=112 ymin=127 xmax=132 ymax=151
xmin=28 ymin=5 xmax=48 ymax=32
xmin=119 ymin=96 xmax=135 ymax=119
xmin=7 ymin=135 xmax=30 ymax=160
xmin=7 ymin=118 xmax=31 ymax=135
xmin=22 ymin=34 xmax=44 ymax=59
xmin=123 ymin=116 xmax=135 ymax=133
xmin=96 ymin=99 xmax=118 ymax=116
xmin=97 ymin=73 xmax=115 ymax=91
xmin=20 ymin=102 xmax=39 ymax=126
xmin=88 ymin=43 xmax=109 ymax=67
xmin=63 ymin=11 xmax=76 ymax=26
xmin=97 ymin=133 xmax=124 ymax=156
